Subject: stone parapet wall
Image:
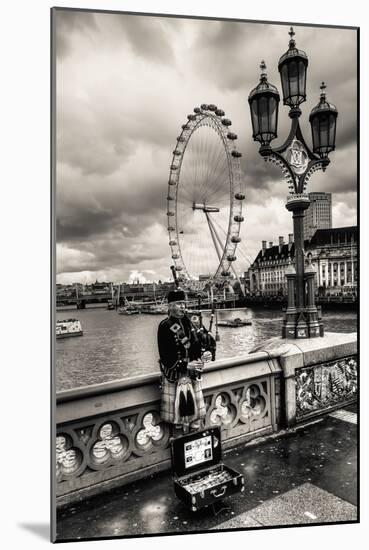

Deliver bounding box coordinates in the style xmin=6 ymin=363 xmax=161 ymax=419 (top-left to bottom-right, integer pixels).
xmin=55 ymin=332 xmax=357 ymax=508
xmin=251 ymin=332 xmax=357 ymax=426
xmin=56 ymin=352 xmax=281 ymax=507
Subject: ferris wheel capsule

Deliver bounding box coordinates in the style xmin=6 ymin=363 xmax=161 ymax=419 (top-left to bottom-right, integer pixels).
xmin=232 ymin=150 xmax=242 ymax=158
xmin=234 ymin=215 xmax=244 ymax=222
xmin=170 ymin=165 xmax=178 ymax=170
xmin=227 ymin=132 xmax=238 ymax=140
xmin=169 ymin=240 xmax=177 ymax=246
xmin=231 ymin=236 xmax=241 ymax=243
xmin=167 ymin=211 xmax=175 ymax=217
xmin=168 ymin=226 xmax=175 ymax=231
xmin=187 ymin=114 xmax=196 ymax=121
xmin=177 ymin=136 xmax=185 ymax=142
xmin=208 ymin=104 xmax=217 ymax=111
xmin=194 ymin=107 xmax=201 ymax=113
xmin=173 ymin=150 xmax=181 ymax=156
xmin=227 ymin=255 xmax=237 ymax=262
xmin=167 ymin=195 xmax=174 ymax=201
xmin=201 ymin=103 xmax=209 ymax=110
xmin=235 ymin=193 xmax=245 ymax=200
xmin=222 ymin=119 xmax=232 ymax=126
xmin=221 ymin=270 xmax=231 ymax=277
xmin=182 ymin=124 xmax=188 ymax=130
xmin=215 ymin=109 xmax=225 ymax=116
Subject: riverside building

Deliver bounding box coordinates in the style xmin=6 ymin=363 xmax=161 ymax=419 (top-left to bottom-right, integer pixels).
xmin=308 ymin=226 xmax=357 ymax=291
xmin=248 ymin=226 xmax=357 ymax=296
xmin=249 ymin=235 xmax=295 ymax=296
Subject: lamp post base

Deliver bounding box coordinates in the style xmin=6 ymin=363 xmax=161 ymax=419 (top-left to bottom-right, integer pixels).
xmin=282 ymin=307 xmax=323 ymax=339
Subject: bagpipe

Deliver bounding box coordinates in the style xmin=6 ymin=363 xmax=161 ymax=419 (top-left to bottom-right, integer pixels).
xmin=170 ymin=265 xmax=217 ymax=361
xmin=194 ymin=302 xmax=217 ymax=362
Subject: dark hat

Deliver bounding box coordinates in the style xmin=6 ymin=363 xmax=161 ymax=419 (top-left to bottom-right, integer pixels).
xmin=167 ymin=289 xmax=186 ymax=303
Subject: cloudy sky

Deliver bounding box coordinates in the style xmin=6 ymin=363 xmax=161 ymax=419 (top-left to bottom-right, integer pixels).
xmin=54 ymin=9 xmax=357 ymax=285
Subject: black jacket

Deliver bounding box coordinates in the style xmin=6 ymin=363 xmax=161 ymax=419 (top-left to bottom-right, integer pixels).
xmin=158 ymin=315 xmax=214 ymax=382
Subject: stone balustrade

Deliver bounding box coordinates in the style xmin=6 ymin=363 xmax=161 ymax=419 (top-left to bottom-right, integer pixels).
xmin=55 ymin=332 xmax=357 ymax=508
xmin=55 ymin=352 xmax=282 ymax=507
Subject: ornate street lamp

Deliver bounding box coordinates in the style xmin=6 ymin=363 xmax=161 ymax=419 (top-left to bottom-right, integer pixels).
xmin=278 ymin=27 xmax=308 ymax=114
xmin=309 ymin=82 xmax=338 ymax=159
xmin=248 ymin=27 xmax=338 ymax=339
xmin=249 ymin=60 xmax=280 ymax=152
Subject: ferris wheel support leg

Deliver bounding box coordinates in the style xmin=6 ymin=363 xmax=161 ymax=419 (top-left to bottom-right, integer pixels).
xmin=207 ymin=214 xmax=245 ymax=297
xmin=205 ymin=212 xmax=223 ymax=262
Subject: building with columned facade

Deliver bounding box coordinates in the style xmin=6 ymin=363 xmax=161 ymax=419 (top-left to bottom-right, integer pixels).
xmin=308 ymin=226 xmax=357 ymax=291
xmin=248 ymin=226 xmax=357 ymax=297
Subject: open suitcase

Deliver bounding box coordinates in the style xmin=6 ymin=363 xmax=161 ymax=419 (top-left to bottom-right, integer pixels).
xmin=170 ymin=426 xmax=245 ymax=512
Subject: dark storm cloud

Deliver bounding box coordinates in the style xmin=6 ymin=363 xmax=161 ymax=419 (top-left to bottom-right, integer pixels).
xmin=192 ymin=20 xmax=269 ymax=92
xmin=242 ymin=149 xmax=282 ymax=189
xmin=56 ymin=207 xmax=117 ymax=242
xmin=58 ymin=221 xmax=170 ymax=274
xmin=60 ymin=237 xmax=166 ymax=273
xmin=56 ymin=162 xmax=169 ymax=244
xmin=55 ymin=9 xmax=175 ymax=65
xmin=193 ymin=22 xmax=357 ymax=95
xmin=332 ymin=79 xmax=357 ymax=150
xmin=54 ymin=10 xmax=98 ymax=59
xmin=57 ymin=83 xmax=177 ymax=177
xmin=57 ymin=103 xmax=136 ymax=177
xmin=113 ymin=14 xmax=176 ymax=65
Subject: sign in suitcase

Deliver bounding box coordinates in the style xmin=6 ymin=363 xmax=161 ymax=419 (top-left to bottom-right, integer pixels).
xmin=170 ymin=426 xmax=245 ymax=512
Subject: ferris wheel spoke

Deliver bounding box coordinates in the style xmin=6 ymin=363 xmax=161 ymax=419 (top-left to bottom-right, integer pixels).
xmin=203 ymin=187 xmax=230 ymax=214
xmin=197 ymin=131 xmax=210 ymax=201
xmin=203 ymin=130 xmax=223 ymax=201
xmin=202 ymin=132 xmax=217 ymax=195
xmin=206 ymin=137 xmax=227 ymax=189
xmin=213 ymin=155 xmax=230 ymax=185
xmin=206 ymin=174 xmax=230 ymax=206
xmin=205 ymin=156 xmax=230 ymax=196
xmin=210 ymin=156 xmax=231 ymax=193
xmin=192 ymin=127 xmax=210 ymax=201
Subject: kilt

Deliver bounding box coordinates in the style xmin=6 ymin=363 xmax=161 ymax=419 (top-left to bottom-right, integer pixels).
xmin=160 ymin=376 xmax=206 ymax=425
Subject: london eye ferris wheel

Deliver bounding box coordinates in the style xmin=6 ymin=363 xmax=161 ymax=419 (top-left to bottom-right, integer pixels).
xmin=167 ymin=104 xmax=245 ymax=288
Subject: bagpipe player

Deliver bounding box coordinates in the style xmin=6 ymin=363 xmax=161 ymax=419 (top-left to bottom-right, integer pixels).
xmin=157 ymin=288 xmax=216 ymax=433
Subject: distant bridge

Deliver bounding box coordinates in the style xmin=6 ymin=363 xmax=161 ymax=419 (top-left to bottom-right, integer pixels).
xmin=56 ymin=290 xmax=242 ymax=309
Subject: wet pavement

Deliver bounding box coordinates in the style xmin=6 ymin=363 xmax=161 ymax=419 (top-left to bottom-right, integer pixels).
xmin=57 ymin=405 xmax=357 ymax=541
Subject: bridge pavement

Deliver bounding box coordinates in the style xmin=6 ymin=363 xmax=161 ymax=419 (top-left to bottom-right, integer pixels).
xmin=56 ymin=404 xmax=357 ymax=541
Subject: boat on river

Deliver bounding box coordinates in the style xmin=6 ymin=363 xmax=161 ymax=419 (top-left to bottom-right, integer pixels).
xmin=217 ymin=318 xmax=252 ymax=328
xmin=118 ymin=297 xmax=140 ymax=315
xmin=56 ymin=319 xmax=83 ymax=338
xmin=140 ymin=303 xmax=168 ymax=314
xmin=118 ymin=306 xmax=140 ymax=315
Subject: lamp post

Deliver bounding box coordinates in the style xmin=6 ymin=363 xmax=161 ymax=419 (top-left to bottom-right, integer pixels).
xmin=248 ymin=27 xmax=338 ymax=339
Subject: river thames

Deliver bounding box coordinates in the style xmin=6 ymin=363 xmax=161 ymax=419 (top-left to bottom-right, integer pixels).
xmin=56 ymin=306 xmax=357 ymax=392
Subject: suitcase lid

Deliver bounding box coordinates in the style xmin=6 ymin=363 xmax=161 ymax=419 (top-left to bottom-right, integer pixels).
xmin=170 ymin=426 xmax=222 ymax=478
